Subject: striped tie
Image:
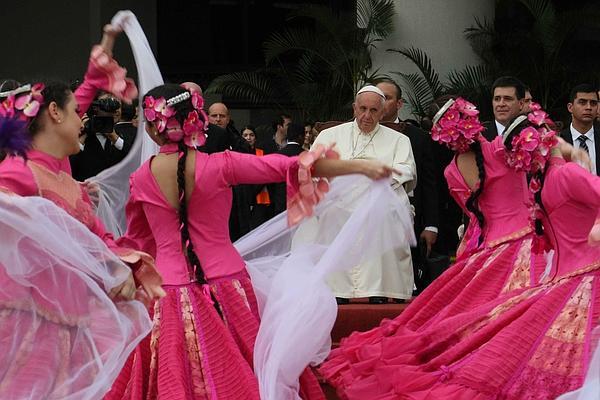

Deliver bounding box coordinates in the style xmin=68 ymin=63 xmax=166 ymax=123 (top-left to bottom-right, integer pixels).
xmin=577 ymin=135 xmax=589 ymax=154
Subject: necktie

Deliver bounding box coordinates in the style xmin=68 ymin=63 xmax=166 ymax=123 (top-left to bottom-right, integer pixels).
xmin=577 ymin=135 xmax=589 ymax=154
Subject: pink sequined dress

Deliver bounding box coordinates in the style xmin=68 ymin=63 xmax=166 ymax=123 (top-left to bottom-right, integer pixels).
xmin=331 ymin=158 xmax=600 ymax=399
xmin=320 ymin=136 xmax=548 ymax=397
xmin=105 ymin=144 xmax=325 ymax=400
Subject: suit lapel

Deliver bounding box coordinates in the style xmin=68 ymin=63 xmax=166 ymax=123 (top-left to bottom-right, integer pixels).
xmin=483 ymin=121 xmax=498 ymax=142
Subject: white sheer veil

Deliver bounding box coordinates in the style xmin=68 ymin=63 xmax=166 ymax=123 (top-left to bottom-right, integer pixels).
xmin=86 ymin=12 xmax=417 ymax=400
xmin=0 ymin=191 xmax=152 ymax=399
xmin=237 ymin=175 xmax=416 ymax=399
xmin=89 ymin=10 xmax=161 ymax=236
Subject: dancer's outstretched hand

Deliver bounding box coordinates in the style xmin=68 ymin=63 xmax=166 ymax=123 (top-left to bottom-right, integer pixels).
xmin=100 ymin=24 xmax=121 ymax=56
xmin=108 ymin=271 xmax=137 ymax=301
xmin=359 ymin=160 xmax=400 ymax=180
xmin=571 ymin=148 xmax=592 ymax=172
xmin=557 ymin=137 xmax=592 ymax=172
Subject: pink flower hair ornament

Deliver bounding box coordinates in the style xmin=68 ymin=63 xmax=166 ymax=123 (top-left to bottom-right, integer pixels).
xmin=143 ymin=90 xmax=208 ymax=148
xmin=431 ymin=98 xmax=484 ymax=153
xmin=502 ymin=107 xmax=558 ymax=197
xmin=0 ymin=83 xmax=45 ymax=157
xmin=0 ymin=83 xmax=45 ymax=121
xmin=502 ymin=110 xmax=558 ymax=177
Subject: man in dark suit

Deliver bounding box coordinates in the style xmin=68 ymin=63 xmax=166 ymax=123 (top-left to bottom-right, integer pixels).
xmin=559 ymin=83 xmax=599 ymax=175
xmin=376 ymin=79 xmax=440 ymax=293
xmin=482 ymin=76 xmax=527 ymax=141
xmin=70 ymin=94 xmax=126 ymax=181
xmin=262 ymin=114 xmax=292 ymax=154
xmin=180 ymin=82 xmax=249 ymax=154
xmin=271 ymin=122 xmax=305 ymax=215
xmin=206 ymin=101 xmax=252 ymax=241
xmin=112 ymin=101 xmax=137 ymax=164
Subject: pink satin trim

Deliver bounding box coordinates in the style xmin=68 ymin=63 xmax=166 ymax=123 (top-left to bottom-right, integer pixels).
xmin=117 ymin=249 xmax=166 ymax=304
xmin=286 ymin=143 xmax=339 ymax=226
xmin=87 ymin=45 xmax=138 ymax=103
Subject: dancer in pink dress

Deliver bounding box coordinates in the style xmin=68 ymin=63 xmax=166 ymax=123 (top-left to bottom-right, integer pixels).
xmin=319 ymin=99 xmax=589 ymax=398
xmin=0 ymin=26 xmax=160 ymax=291
xmin=0 ymin=26 xmax=162 ymax=400
xmin=326 ymin=110 xmax=600 ymax=400
xmin=105 ymin=83 xmax=399 ymax=400
xmin=345 ymin=116 xmax=600 ymax=400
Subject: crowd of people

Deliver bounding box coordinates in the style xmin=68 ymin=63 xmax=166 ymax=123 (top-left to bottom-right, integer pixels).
xmin=0 ymin=11 xmax=599 ymax=400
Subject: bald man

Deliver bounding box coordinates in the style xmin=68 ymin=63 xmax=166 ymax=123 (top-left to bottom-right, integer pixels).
xmin=205 ymin=100 xmax=252 ymax=241
xmin=208 ymin=102 xmax=230 ymax=130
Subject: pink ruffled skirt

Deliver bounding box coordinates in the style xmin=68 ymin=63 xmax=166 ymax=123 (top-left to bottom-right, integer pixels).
xmin=327 ymin=262 xmax=600 ymax=400
xmin=106 ymin=271 xmax=324 ymax=400
xmin=321 ymin=234 xmax=545 ymax=398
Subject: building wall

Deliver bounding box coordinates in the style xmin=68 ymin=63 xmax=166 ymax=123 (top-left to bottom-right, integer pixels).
xmin=371 ymin=0 xmax=494 ymax=119
xmin=0 ymin=0 xmax=157 ymax=84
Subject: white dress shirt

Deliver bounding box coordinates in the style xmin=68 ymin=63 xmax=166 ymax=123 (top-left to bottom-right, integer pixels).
xmin=495 ymin=120 xmax=506 ymax=137
xmin=570 ymin=123 xmax=596 ymax=175
xmin=80 ymin=133 xmax=124 ymax=151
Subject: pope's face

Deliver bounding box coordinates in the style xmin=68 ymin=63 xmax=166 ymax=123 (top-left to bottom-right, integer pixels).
xmin=353 ymin=92 xmax=384 ymax=133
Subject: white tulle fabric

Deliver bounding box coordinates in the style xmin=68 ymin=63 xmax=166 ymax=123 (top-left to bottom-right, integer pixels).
xmin=0 ymin=192 xmax=152 ymax=399
xmin=236 ymin=175 xmax=416 ymax=400
xmin=556 ymin=327 xmax=600 ymax=400
xmin=90 ymin=10 xmax=162 ymax=236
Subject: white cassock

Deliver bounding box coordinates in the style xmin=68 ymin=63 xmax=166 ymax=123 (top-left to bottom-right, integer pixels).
xmin=308 ymin=120 xmax=417 ymax=299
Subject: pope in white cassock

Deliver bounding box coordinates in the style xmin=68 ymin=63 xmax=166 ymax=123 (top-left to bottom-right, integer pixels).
xmin=310 ymin=85 xmax=417 ymax=301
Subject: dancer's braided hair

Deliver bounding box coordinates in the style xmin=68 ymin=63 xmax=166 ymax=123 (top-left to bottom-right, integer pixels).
xmin=144 ymin=84 xmax=222 ymax=317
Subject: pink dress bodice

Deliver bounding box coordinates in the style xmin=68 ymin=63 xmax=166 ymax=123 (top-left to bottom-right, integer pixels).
xmin=0 ymin=150 xmax=116 ymax=244
xmin=542 ymin=158 xmax=600 ymax=277
xmin=0 ymin=150 xmax=131 ymax=319
xmin=120 ymin=148 xmax=299 ymax=285
xmin=444 ymin=136 xmax=533 ymax=249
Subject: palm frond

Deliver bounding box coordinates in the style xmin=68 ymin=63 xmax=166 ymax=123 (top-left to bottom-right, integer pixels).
xmin=205 ymin=71 xmax=282 ymax=106
xmin=263 ymin=27 xmax=327 ymax=65
xmin=387 ymin=47 xmax=444 ymax=98
xmin=464 ymin=16 xmax=495 ymax=42
xmin=357 ymin=0 xmax=395 ymax=43
xmin=518 ymin=0 xmax=561 ymax=56
xmin=446 ymin=65 xmax=491 ymax=98
xmin=445 ymin=65 xmax=493 ymax=120
xmin=394 ymin=72 xmax=435 ymax=118
xmin=464 ymin=16 xmax=496 ymax=63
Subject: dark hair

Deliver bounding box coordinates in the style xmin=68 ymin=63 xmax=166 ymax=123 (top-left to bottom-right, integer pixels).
xmin=241 ymin=124 xmax=256 ymax=134
xmin=0 ymin=79 xmax=20 ymax=93
xmin=568 ymin=83 xmax=599 ymax=103
xmin=144 ymin=84 xmax=195 ymax=130
xmin=271 ymin=113 xmax=291 ymax=131
xmin=120 ymin=100 xmax=137 ymax=121
xmin=143 ymin=84 xmax=222 ymax=316
xmin=503 ymin=116 xmax=551 ymax=236
xmin=374 ymin=78 xmax=402 ymax=99
xmin=465 ymin=141 xmax=486 ymax=243
xmin=491 ymin=76 xmax=526 ymax=100
xmin=423 ymin=95 xmax=458 ymax=132
xmin=28 ymin=81 xmax=72 ymax=136
xmin=428 ymin=94 xmax=487 ymax=239
xmin=286 ymin=122 xmax=305 ymax=143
